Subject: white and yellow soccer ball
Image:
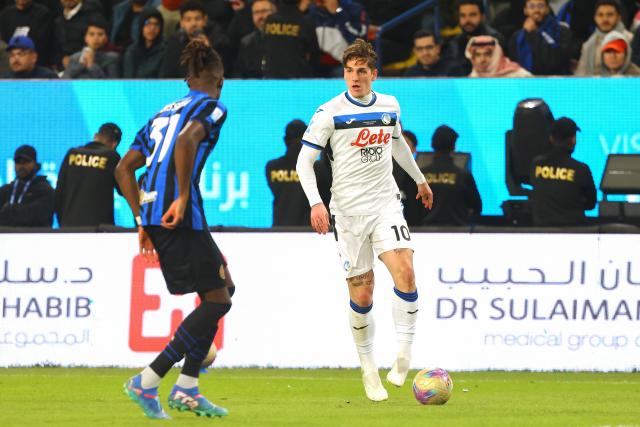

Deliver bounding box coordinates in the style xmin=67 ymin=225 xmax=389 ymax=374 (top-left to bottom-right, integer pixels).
xmin=412 ymin=368 xmax=453 ymax=405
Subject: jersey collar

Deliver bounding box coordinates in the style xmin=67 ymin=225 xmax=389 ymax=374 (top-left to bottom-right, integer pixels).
xmin=187 ymin=89 xmax=210 ymax=98
xmin=344 ymin=91 xmax=377 ymax=107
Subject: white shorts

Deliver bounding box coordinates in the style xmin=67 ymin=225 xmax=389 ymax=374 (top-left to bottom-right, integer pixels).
xmin=332 ymin=209 xmax=413 ymax=278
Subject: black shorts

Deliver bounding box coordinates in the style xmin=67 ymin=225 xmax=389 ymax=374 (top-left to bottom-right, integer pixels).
xmin=145 ymin=226 xmax=227 ymax=295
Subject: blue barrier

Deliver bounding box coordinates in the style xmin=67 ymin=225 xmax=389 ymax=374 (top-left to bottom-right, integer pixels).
xmin=1 ymin=78 xmax=639 ymax=228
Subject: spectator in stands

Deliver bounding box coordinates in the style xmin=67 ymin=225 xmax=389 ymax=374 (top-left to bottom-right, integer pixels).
xmin=508 ymin=0 xmax=573 ymax=75
xmin=0 ymin=39 xmax=9 ymax=75
xmin=597 ymin=30 xmax=640 ymax=74
xmin=63 ymin=16 xmax=119 ymax=78
xmin=404 ymin=30 xmax=464 ymax=77
xmin=202 ymin=0 xmax=233 ymax=30
xmin=52 ymin=0 xmax=104 ymax=70
xmin=2 ymin=35 xmax=58 ymax=77
xmin=557 ymin=0 xmax=598 ymax=63
xmin=0 ymin=145 xmax=54 ymax=227
xmin=157 ymin=0 xmax=181 ymax=40
xmin=55 ymin=123 xmax=122 ymax=227
xmin=631 ymin=3 xmax=640 ymax=31
xmin=446 ymin=0 xmax=506 ymax=75
xmin=226 ymin=0 xmax=255 ymax=61
xmin=234 ymin=0 xmax=275 ymax=78
xmin=266 ymin=119 xmax=310 ymax=227
xmin=359 ymin=0 xmax=422 ymax=68
xmin=263 ymin=0 xmax=319 ymax=78
xmin=530 ymin=117 xmax=596 ymax=226
xmin=467 ymin=35 xmax=532 ymax=77
xmin=122 ymin=8 xmax=166 ymax=78
xmin=0 ymin=0 xmax=53 ymax=65
xmin=309 ymin=0 xmax=368 ymax=77
xmin=632 ymin=25 xmax=640 ymax=64
xmin=110 ymin=0 xmax=153 ymax=51
xmin=420 ymin=125 xmax=482 ymax=226
xmin=492 ymin=0 xmax=526 ymax=42
xmin=392 ymin=130 xmax=423 ymax=226
xmin=575 ymin=0 xmax=633 ymax=75
xmin=161 ymin=0 xmax=230 ymax=77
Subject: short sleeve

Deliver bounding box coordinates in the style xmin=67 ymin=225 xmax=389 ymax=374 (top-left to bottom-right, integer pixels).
xmin=130 ymin=122 xmax=151 ymax=157
xmin=191 ymin=99 xmax=227 ymax=139
xmin=392 ymin=100 xmax=402 ymax=139
xmin=302 ymin=108 xmax=334 ymax=150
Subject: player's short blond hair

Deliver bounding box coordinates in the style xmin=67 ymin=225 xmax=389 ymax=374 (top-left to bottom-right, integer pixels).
xmin=342 ymin=38 xmax=378 ymax=71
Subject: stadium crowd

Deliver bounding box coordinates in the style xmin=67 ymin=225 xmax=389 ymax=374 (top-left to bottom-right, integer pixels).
xmin=0 ymin=0 xmax=639 ymax=78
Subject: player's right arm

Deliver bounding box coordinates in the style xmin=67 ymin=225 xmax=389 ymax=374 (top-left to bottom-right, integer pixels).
xmin=296 ymin=108 xmax=334 ymax=234
xmin=115 ymin=148 xmax=158 ymax=262
xmin=161 ymin=120 xmax=206 ymax=229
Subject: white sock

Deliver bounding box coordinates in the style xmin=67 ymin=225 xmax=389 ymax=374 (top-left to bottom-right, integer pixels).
xmin=140 ymin=366 xmax=162 ymax=389
xmin=176 ymin=374 xmax=199 ymax=389
xmin=392 ymin=288 xmax=418 ymax=360
xmin=349 ymin=302 xmax=377 ymax=374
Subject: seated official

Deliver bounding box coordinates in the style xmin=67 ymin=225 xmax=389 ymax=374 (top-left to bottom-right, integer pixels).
xmin=530 ymin=117 xmax=597 ymax=226
xmin=420 ymin=125 xmax=482 ymax=226
xmin=266 ymin=119 xmax=309 ymax=226
xmin=0 ymin=145 xmax=54 ymax=227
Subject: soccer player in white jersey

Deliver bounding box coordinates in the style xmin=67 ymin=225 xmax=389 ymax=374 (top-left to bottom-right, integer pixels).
xmin=296 ymin=39 xmax=433 ymax=402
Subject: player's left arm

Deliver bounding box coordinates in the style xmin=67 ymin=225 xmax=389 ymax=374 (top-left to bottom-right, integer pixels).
xmin=161 ymin=120 xmax=206 ymax=229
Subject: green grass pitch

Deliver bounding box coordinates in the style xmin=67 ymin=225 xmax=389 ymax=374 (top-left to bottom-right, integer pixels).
xmin=1 ymin=368 xmax=639 ymax=426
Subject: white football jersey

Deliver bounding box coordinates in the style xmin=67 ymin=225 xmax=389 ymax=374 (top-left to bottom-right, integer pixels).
xmin=303 ymin=91 xmax=403 ymax=216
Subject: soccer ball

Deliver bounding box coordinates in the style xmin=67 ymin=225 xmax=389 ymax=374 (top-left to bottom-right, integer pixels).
xmin=201 ymin=342 xmax=217 ymax=367
xmin=412 ymin=368 xmax=453 ymax=405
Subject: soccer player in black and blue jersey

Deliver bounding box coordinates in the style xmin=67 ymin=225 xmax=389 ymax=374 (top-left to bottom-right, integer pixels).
xmin=116 ymin=40 xmax=232 ymax=420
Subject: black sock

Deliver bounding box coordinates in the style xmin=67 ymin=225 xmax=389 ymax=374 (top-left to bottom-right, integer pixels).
xmin=181 ymin=326 xmax=218 ymax=377
xmin=150 ymin=301 xmax=231 ymax=378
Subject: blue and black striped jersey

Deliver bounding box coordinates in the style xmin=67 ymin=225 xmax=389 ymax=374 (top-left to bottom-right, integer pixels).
xmin=130 ymin=89 xmax=227 ymax=230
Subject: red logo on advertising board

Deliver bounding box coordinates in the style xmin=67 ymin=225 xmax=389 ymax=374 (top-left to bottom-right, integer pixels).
xmin=128 ymin=255 xmax=224 ymax=352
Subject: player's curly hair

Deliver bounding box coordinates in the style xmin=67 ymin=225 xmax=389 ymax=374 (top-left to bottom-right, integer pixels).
xmin=342 ymin=38 xmax=377 ymax=70
xmin=180 ymin=39 xmax=224 ymax=80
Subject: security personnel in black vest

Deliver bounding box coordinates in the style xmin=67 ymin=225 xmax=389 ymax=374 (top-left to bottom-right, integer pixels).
xmin=263 ymin=0 xmax=319 ymax=78
xmin=530 ymin=117 xmax=596 ymax=226
xmin=420 ymin=125 xmax=482 ymax=225
xmin=266 ymin=119 xmax=310 ymax=226
xmin=55 ymin=123 xmax=122 ymax=227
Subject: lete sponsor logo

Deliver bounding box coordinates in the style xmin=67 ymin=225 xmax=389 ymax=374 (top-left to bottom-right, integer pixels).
xmin=350 ymin=128 xmax=391 ymax=148
xmin=128 ymin=255 xmax=224 ymax=352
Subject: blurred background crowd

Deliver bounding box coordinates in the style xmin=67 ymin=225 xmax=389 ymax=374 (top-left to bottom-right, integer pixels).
xmin=1 ymin=0 xmax=639 ymax=79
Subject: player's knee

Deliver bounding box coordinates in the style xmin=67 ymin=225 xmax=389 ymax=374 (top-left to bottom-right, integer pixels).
xmin=351 ymin=292 xmax=373 ymax=307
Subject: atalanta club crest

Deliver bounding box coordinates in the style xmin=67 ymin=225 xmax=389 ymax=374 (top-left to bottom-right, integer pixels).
xmin=381 ymin=113 xmax=391 ymax=125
